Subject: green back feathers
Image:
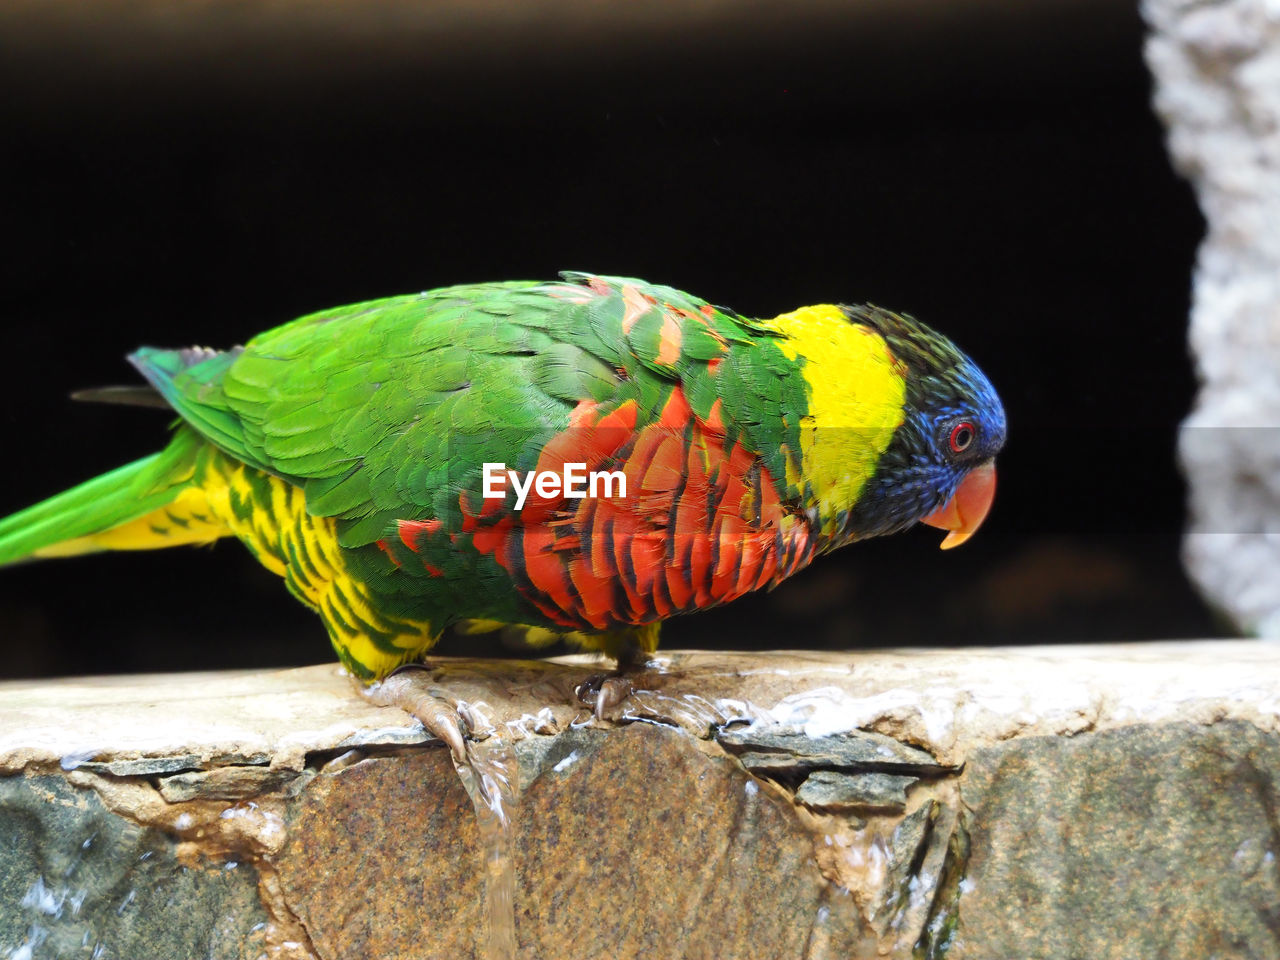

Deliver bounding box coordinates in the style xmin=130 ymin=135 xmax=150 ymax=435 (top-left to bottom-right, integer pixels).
xmin=126 ymin=275 xmax=808 ymax=553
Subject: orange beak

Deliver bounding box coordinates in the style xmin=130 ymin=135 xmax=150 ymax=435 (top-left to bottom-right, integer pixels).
xmin=920 ymin=460 xmax=997 ymax=550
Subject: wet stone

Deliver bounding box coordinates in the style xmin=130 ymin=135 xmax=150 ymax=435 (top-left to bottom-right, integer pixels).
xmin=278 ymin=723 xmax=871 ymax=960
xmin=875 ymin=799 xmax=959 ymax=949
xmin=4 ymin=650 xmax=1280 ymax=958
xmin=157 ymin=765 xmax=301 ymax=802
xmin=889 ymin=801 xmax=933 ymax=872
xmin=795 ymin=770 xmax=917 ymax=810
xmin=718 ymin=725 xmax=941 ymax=775
xmin=74 ymin=754 xmax=205 ymax=776
xmin=0 ymin=773 xmax=267 ymax=960
xmin=72 ymin=751 xmax=276 ymax=777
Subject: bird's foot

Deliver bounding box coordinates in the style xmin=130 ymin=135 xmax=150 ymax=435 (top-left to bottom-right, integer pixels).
xmin=573 ymin=626 xmax=664 ymax=720
xmin=574 ymin=672 xmax=636 ymax=720
xmin=364 ymin=665 xmax=477 ymax=764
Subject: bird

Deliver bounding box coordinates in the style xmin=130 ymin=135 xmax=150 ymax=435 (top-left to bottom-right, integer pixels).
xmin=0 ymin=272 xmax=1006 ymax=684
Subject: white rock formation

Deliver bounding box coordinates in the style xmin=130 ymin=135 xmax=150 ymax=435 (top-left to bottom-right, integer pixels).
xmin=1144 ymin=0 xmax=1280 ymax=635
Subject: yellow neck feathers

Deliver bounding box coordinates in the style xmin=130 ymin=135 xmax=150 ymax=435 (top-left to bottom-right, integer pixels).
xmin=766 ymin=304 xmax=907 ymax=534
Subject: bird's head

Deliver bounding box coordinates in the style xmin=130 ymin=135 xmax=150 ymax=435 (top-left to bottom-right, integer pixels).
xmin=836 ymin=304 xmax=1006 ymax=549
xmin=767 ymin=303 xmax=1006 ymax=551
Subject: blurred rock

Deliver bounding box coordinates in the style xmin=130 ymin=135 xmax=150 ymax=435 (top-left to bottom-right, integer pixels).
xmin=1 ymin=646 xmax=1279 ymax=958
xmin=944 ymin=721 xmax=1280 ymax=959
xmin=1144 ymin=0 xmax=1280 ymax=635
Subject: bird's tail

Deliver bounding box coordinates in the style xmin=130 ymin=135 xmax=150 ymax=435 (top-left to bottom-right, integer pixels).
xmin=0 ymin=425 xmax=230 ymax=566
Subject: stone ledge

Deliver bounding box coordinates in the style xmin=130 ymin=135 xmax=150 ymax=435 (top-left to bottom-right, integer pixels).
xmin=1 ymin=642 xmax=1277 ymax=959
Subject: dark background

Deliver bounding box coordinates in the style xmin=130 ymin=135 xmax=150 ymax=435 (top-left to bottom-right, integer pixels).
xmin=0 ymin=0 xmax=1221 ymax=679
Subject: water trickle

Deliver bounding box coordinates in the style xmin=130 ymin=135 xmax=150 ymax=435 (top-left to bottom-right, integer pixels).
xmin=58 ymin=749 xmax=96 ymax=772
xmin=368 ymin=670 xmax=533 ymax=960
xmin=618 ymin=687 xmax=755 ymax=737
xmin=373 ymin=656 xmax=793 ymax=960
xmin=450 ymin=701 xmax=520 ymax=960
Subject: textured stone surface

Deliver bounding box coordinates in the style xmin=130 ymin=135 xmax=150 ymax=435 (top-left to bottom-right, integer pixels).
xmin=1144 ymin=0 xmax=1280 ymax=635
xmin=6 ymin=645 xmax=1280 ymax=771
xmin=1 ymin=645 xmax=1279 ymax=959
xmin=0 ymin=666 xmax=432 ymax=777
xmin=795 ymin=770 xmax=916 ymax=810
xmin=280 ymin=725 xmax=866 ymax=959
xmin=717 ymin=725 xmax=942 ymax=775
xmin=943 ymin=721 xmax=1280 ymax=959
xmin=0 ymin=773 xmax=267 ymax=960
xmin=157 ymin=765 xmax=302 ymax=802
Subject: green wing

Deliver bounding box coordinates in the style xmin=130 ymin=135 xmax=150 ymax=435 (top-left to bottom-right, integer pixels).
xmin=131 ymin=274 xmax=793 ymax=554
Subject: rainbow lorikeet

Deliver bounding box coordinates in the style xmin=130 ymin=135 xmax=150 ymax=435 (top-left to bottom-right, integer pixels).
xmin=0 ymin=273 xmax=1005 ymax=681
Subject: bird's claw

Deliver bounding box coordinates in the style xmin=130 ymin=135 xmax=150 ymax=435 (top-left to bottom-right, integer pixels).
xmin=366 ymin=667 xmax=469 ymax=765
xmin=575 ymin=673 xmax=635 ymax=720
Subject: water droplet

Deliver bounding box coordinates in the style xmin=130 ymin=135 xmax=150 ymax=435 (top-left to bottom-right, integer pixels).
xmin=59 ymin=749 xmax=98 ymax=771
xmin=115 ymin=888 xmax=136 ymax=916
xmin=21 ymin=877 xmax=64 ymax=917
xmin=551 ymin=750 xmax=580 ymax=773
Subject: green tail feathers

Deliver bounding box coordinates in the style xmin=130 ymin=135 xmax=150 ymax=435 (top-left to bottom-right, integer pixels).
xmin=0 ymin=426 xmax=207 ymax=565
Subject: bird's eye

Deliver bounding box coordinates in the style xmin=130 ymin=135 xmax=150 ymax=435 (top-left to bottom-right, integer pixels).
xmin=949 ymin=421 xmax=976 ymax=454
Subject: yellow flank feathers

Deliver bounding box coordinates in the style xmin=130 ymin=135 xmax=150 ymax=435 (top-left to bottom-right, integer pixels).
xmin=33 ymin=486 xmax=229 ymax=558
xmin=766 ymin=304 xmax=907 ymax=533
xmin=193 ymin=451 xmax=438 ymax=679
